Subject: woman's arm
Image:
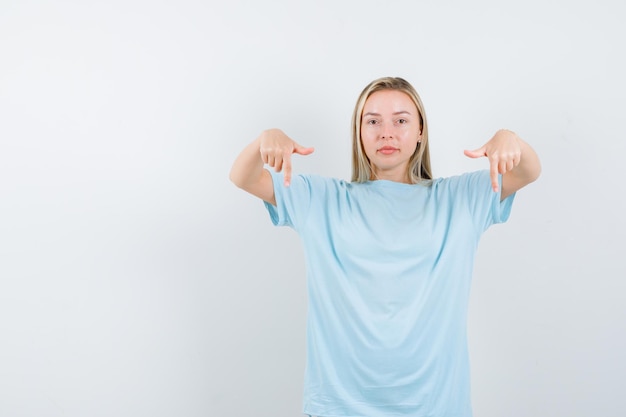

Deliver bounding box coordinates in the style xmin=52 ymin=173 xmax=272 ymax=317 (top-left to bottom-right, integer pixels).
xmin=229 ymin=129 xmax=314 ymax=205
xmin=464 ymin=129 xmax=541 ymax=200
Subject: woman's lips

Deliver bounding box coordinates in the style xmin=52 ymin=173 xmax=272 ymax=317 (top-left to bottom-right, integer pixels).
xmin=378 ymin=146 xmax=398 ymax=155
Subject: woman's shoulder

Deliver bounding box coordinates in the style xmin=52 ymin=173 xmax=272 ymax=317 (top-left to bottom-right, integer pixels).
xmin=295 ymin=173 xmax=348 ymax=184
xmin=434 ymin=170 xmax=489 ymax=185
xmin=283 ymin=173 xmax=351 ymax=193
xmin=431 ymin=170 xmax=493 ymax=197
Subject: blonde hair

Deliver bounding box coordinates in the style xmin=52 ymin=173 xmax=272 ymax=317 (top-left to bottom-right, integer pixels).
xmin=351 ymin=77 xmax=432 ymax=183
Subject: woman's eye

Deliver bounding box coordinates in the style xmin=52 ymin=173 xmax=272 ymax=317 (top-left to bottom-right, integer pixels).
xmin=367 ymin=119 xmax=378 ymax=125
xmin=397 ymin=119 xmax=407 ymax=124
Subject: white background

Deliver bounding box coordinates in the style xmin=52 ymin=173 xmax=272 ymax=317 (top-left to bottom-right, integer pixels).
xmin=1 ymin=0 xmax=625 ymax=416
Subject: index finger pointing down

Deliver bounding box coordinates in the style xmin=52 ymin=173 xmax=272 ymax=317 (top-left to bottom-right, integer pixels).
xmin=283 ymin=152 xmax=292 ymax=187
xmin=490 ymin=161 xmax=499 ymax=192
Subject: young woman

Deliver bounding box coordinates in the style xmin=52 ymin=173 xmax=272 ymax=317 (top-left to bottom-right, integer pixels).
xmin=230 ymin=77 xmax=541 ymax=417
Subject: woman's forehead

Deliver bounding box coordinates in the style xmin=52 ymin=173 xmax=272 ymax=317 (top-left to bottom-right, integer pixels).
xmin=364 ymin=90 xmax=416 ymax=113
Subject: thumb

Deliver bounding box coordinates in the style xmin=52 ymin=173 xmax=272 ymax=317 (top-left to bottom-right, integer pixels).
xmin=464 ymin=147 xmax=486 ymax=159
xmin=294 ymin=145 xmax=315 ymax=156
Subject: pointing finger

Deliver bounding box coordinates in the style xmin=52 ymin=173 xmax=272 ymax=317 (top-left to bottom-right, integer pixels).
xmin=490 ymin=158 xmax=499 ymax=192
xmin=283 ymin=152 xmax=292 ymax=187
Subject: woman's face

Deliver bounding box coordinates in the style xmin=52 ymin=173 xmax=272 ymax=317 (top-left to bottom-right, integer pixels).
xmin=360 ymin=89 xmax=422 ymax=182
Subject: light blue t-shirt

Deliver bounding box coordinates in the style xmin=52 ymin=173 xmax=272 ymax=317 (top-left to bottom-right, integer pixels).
xmin=264 ymin=170 xmax=515 ymax=417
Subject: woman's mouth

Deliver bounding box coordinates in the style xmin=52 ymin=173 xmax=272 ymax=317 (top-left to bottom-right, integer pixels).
xmin=378 ymin=146 xmax=398 ymax=155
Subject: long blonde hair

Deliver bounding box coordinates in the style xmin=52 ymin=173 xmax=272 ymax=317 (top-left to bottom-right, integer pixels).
xmin=351 ymin=77 xmax=432 ymax=183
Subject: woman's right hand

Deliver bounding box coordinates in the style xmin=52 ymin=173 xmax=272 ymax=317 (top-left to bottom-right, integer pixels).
xmin=259 ymin=129 xmax=314 ymax=186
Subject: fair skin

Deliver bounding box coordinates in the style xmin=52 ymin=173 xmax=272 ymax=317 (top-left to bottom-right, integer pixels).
xmin=465 ymin=129 xmax=541 ymax=200
xmin=229 ymin=90 xmax=541 ymax=203
xmin=360 ymin=90 xmax=422 ymax=183
xmin=229 ymin=129 xmax=314 ymax=206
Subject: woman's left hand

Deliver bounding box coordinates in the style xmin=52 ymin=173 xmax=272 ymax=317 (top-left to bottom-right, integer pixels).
xmin=464 ymin=129 xmax=522 ymax=192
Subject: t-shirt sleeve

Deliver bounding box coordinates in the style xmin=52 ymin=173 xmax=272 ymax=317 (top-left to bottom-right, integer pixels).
xmin=458 ymin=170 xmax=516 ymax=233
xmin=263 ymin=169 xmax=313 ymax=230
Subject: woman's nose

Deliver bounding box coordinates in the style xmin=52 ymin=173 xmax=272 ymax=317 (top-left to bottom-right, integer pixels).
xmin=380 ymin=124 xmax=393 ymax=139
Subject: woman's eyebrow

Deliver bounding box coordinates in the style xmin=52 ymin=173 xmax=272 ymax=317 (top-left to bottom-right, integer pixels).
xmin=363 ymin=110 xmax=412 ymax=117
